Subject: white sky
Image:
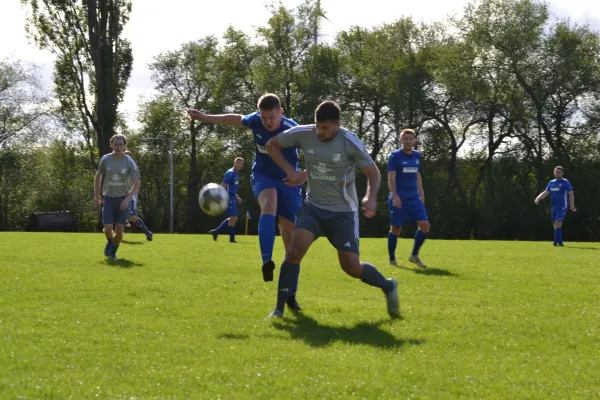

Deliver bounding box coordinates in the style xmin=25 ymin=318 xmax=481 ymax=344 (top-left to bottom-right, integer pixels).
xmin=2 ymin=0 xmax=599 ymax=127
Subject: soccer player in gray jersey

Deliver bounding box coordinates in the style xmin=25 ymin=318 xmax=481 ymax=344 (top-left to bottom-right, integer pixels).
xmin=94 ymin=134 xmax=140 ymax=260
xmin=265 ymin=101 xmax=400 ymax=318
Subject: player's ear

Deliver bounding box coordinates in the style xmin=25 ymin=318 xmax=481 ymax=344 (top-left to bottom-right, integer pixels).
xmin=279 ymin=107 xmax=284 ymax=116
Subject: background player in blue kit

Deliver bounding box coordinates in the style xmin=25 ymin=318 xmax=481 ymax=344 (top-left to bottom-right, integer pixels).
xmin=387 ymin=129 xmax=430 ymax=268
xmin=209 ymin=157 xmax=245 ymax=243
xmin=187 ymin=93 xmax=304 ymax=311
xmin=535 ymin=166 xmax=576 ymax=246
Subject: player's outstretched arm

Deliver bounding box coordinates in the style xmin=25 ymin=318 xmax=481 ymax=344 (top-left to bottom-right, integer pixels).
xmin=361 ymin=164 xmax=381 ymax=218
xmin=187 ymin=109 xmax=244 ymax=128
xmin=534 ymin=190 xmax=550 ymax=205
xmin=266 ymin=136 xmax=304 ymax=186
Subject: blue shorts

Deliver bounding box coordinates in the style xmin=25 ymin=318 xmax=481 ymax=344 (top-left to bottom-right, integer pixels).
xmin=102 ymin=196 xmax=129 ymax=226
xmin=295 ymin=203 xmax=360 ymax=254
xmin=551 ymin=207 xmax=567 ymax=222
xmin=251 ymin=172 xmax=303 ymax=222
xmin=227 ymin=199 xmax=238 ymax=217
xmin=128 ymin=198 xmax=138 ymax=216
xmin=388 ymin=196 xmax=428 ymax=227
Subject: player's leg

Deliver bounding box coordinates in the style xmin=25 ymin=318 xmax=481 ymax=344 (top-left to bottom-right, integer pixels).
xmin=553 ymin=209 xmax=566 ymax=246
xmin=209 ymin=213 xmax=231 ymax=241
xmin=269 ymin=203 xmax=318 ymax=318
xmin=407 ymin=199 xmax=429 ymax=268
xmin=276 ymin=182 xmax=303 ymax=310
xmin=129 ymin=199 xmax=152 ymax=241
xmin=551 ymin=208 xmax=560 ymax=246
xmin=387 ymin=197 xmax=404 ymax=266
xmin=228 ymin=214 xmax=238 ymax=243
xmin=109 ymin=200 xmax=129 ymax=259
xmin=327 ymin=210 xmax=399 ymax=318
xmin=253 ymin=173 xmax=279 ymax=281
xmin=102 ymin=197 xmax=117 ymax=258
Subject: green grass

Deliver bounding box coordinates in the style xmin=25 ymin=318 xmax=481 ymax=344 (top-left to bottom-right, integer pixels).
xmin=0 ymin=233 xmax=599 ymax=399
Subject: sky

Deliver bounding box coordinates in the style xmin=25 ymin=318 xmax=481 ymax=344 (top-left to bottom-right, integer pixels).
xmin=2 ymin=0 xmax=599 ymax=128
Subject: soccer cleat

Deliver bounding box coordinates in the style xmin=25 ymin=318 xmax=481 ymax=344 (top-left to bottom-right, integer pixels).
xmin=146 ymin=232 xmax=153 ymax=242
xmin=229 ymin=240 xmax=237 ymax=243
xmin=286 ymin=296 xmax=302 ymax=312
xmin=104 ymin=240 xmax=113 ymax=257
xmin=408 ymin=255 xmax=427 ymax=268
xmin=209 ymin=229 xmax=218 ymax=241
xmin=267 ymin=309 xmax=284 ymax=319
xmin=106 ymin=250 xmax=118 ymax=261
xmin=262 ymin=260 xmax=275 ymax=282
xmin=389 ymin=259 xmax=399 ymax=267
xmin=385 ymin=278 xmax=400 ymax=318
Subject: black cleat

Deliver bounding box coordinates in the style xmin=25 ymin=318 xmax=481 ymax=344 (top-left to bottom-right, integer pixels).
xmin=146 ymin=232 xmax=153 ymax=242
xmin=262 ymin=260 xmax=275 ymax=282
xmin=286 ymin=296 xmax=302 ymax=312
xmin=209 ymin=230 xmax=218 ymax=241
xmin=229 ymin=240 xmax=237 ymax=243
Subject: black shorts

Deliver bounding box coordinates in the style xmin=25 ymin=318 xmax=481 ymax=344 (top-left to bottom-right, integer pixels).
xmin=294 ymin=203 xmax=359 ymax=254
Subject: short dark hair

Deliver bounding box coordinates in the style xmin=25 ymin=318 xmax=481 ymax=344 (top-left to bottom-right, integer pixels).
xmin=110 ymin=134 xmax=127 ymax=145
xmin=315 ymin=101 xmax=341 ymax=123
xmin=257 ymin=93 xmax=281 ymax=111
xmin=555 ymin=166 xmax=564 ymax=172
xmin=400 ymin=129 xmax=416 ymax=138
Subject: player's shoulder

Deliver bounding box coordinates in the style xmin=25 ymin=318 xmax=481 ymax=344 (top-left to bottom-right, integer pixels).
xmin=341 ymin=127 xmax=366 ymax=150
xmin=125 ymin=155 xmax=138 ymax=167
xmin=243 ymin=111 xmax=261 ymax=125
xmin=100 ymin=153 xmax=112 ymax=161
xmin=412 ymin=149 xmax=421 ymax=158
xmin=281 ymin=116 xmax=298 ymax=129
xmin=284 ymin=124 xmax=315 ymax=134
xmin=548 ymin=178 xmax=557 ymax=184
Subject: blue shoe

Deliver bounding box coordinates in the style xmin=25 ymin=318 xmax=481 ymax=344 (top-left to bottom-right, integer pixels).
xmin=146 ymin=232 xmax=153 ymax=242
xmin=385 ymin=279 xmax=400 ymax=318
xmin=104 ymin=240 xmax=113 ymax=257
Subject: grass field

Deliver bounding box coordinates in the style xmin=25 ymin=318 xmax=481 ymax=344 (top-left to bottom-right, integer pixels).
xmin=0 ymin=232 xmax=599 ymax=399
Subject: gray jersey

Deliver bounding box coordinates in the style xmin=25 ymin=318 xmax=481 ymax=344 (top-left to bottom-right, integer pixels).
xmin=98 ymin=154 xmax=140 ymax=198
xmin=277 ymin=125 xmax=374 ymax=212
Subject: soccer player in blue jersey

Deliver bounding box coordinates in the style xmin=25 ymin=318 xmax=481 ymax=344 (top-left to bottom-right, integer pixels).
xmin=534 ymin=166 xmax=576 ymax=246
xmin=387 ymin=129 xmax=430 ymax=268
xmin=209 ymin=157 xmax=245 ymax=243
xmin=265 ymin=100 xmax=399 ymax=319
xmin=187 ymin=93 xmax=304 ymax=311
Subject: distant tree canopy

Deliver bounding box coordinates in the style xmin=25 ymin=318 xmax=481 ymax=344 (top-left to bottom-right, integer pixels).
xmin=3 ymin=0 xmax=599 ymax=240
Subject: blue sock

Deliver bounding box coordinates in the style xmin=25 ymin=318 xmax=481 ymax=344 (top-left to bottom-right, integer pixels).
xmin=112 ymin=244 xmax=119 ymax=255
xmin=276 ymin=261 xmax=300 ymax=313
xmin=412 ymin=229 xmax=428 ymax=256
xmin=388 ymin=232 xmax=398 ymax=261
xmin=135 ymin=218 xmax=151 ymax=235
xmin=258 ymin=214 xmax=276 ymax=262
xmin=557 ymin=228 xmax=563 ymax=245
xmin=554 ymin=228 xmax=558 ymax=245
xmin=213 ymin=219 xmax=229 ymax=234
xmin=229 ymin=226 xmax=236 ymax=242
xmin=360 ymin=262 xmax=394 ymax=293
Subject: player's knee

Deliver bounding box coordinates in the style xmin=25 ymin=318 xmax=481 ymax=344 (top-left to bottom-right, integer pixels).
xmin=390 ymin=226 xmax=401 ymax=235
xmin=340 ymin=259 xmax=362 ymax=278
xmin=285 ymin=246 xmax=304 ymax=264
xmin=419 ymin=221 xmax=430 ymax=233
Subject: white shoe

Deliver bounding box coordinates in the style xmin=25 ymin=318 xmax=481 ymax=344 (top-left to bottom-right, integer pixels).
xmin=385 ymin=279 xmax=400 ymax=318
xmin=408 ymin=255 xmax=427 ymax=268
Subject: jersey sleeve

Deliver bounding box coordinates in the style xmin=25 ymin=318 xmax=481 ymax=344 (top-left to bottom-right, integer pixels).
xmin=417 ymin=152 xmax=423 ymax=173
xmin=241 ymin=112 xmax=256 ymax=128
xmin=545 ymin=181 xmax=551 ymax=191
xmin=387 ymin=152 xmax=397 ymax=172
xmin=277 ymin=126 xmax=308 ymax=149
xmin=346 ymin=133 xmax=374 ymax=169
xmin=128 ymin=158 xmax=140 ymax=181
xmin=566 ymin=180 xmax=574 ymax=192
xmin=223 ymin=170 xmax=232 ymax=185
xmin=97 ymin=155 xmax=108 ymax=174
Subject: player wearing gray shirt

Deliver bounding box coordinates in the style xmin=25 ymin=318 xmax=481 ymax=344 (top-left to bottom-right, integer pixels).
xmin=265 ymin=100 xmax=400 ymax=319
xmin=94 ymin=134 xmax=140 ymax=260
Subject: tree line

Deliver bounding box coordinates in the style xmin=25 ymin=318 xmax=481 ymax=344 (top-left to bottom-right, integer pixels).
xmin=1 ymin=0 xmax=599 ymax=240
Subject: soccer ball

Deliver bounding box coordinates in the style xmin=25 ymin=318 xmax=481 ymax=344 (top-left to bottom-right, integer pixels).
xmin=198 ymin=183 xmax=229 ymax=216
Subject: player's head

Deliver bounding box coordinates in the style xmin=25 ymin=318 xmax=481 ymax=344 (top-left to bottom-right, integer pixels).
xmin=110 ymin=134 xmax=127 ymax=154
xmin=400 ymin=129 xmax=417 ymax=150
xmin=554 ymin=166 xmax=564 ymax=179
xmin=257 ymin=93 xmax=283 ymax=132
xmin=314 ymin=101 xmax=341 ymax=141
xmin=233 ymin=157 xmax=244 ymax=171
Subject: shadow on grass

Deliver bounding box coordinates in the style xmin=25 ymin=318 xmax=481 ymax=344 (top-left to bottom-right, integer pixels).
xmin=396 ymin=265 xmax=458 ymax=277
xmin=217 ymin=333 xmax=250 ymax=340
xmin=271 ymin=313 xmax=424 ymax=349
xmin=103 ymin=258 xmax=145 ymax=268
xmin=121 ymin=240 xmax=145 ymax=245
xmin=567 ymin=246 xmax=600 ymax=251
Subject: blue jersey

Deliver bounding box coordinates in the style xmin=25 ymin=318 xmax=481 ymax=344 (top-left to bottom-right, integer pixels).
xmin=546 ymin=178 xmax=573 ymax=208
xmin=387 ymin=148 xmax=422 ymax=199
xmin=242 ymin=112 xmax=299 ymax=179
xmin=223 ymin=168 xmax=240 ymax=197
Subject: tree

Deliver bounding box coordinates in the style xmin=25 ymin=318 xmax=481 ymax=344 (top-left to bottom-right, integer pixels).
xmin=22 ymin=0 xmax=133 ymax=159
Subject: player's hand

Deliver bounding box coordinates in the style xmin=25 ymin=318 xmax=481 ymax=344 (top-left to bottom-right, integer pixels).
xmin=187 ymin=109 xmax=208 ymax=122
xmin=534 ymin=199 xmax=540 ymax=205
xmin=283 ymin=170 xmax=305 ymax=187
xmin=392 ymin=194 xmax=402 ymax=208
xmin=361 ymin=197 xmax=376 ymax=218
xmin=570 ymin=206 xmax=577 ymax=212
xmin=94 ymin=193 xmax=102 ymax=206
xmin=119 ymin=198 xmax=129 ymax=211
xmin=237 ymin=197 xmax=243 ymax=204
